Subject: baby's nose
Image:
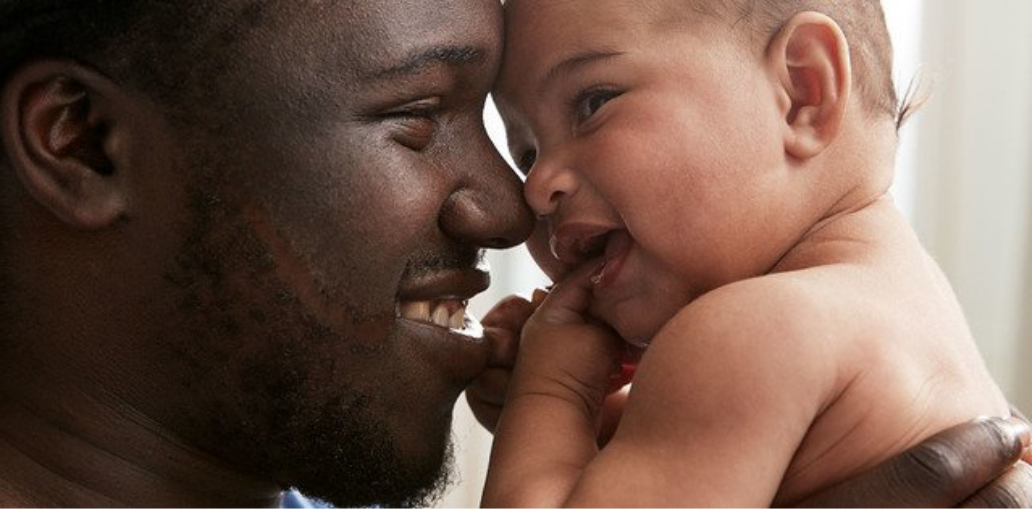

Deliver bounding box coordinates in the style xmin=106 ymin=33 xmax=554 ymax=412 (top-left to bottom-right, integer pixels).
xmin=523 ymin=159 xmax=580 ymax=217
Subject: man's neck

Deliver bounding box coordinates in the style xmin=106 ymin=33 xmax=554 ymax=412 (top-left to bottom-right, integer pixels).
xmin=0 ymin=376 xmax=282 ymax=507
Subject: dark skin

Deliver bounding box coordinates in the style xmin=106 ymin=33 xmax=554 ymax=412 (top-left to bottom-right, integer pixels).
xmin=0 ymin=1 xmax=1027 ymax=507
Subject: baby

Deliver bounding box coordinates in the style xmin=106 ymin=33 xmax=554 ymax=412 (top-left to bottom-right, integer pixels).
xmin=479 ymin=0 xmax=1011 ymax=506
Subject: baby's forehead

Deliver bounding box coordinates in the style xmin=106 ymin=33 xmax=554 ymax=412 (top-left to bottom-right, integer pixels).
xmin=501 ymin=0 xmax=731 ymax=50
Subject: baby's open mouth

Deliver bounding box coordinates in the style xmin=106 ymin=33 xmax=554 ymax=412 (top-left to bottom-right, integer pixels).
xmin=549 ymin=225 xmax=612 ymax=266
xmin=397 ymin=299 xmax=469 ymax=331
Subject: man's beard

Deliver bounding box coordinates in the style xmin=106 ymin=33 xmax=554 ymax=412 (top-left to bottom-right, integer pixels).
xmin=159 ymin=182 xmax=456 ymax=507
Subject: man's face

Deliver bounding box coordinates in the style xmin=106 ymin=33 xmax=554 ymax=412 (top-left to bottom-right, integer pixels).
xmin=148 ymin=1 xmax=531 ymax=505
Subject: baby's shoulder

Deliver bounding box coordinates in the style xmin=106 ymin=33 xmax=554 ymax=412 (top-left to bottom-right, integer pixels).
xmin=634 ymin=273 xmax=853 ymax=436
xmin=664 ymin=270 xmax=859 ymax=347
xmin=650 ymin=272 xmax=859 ymax=383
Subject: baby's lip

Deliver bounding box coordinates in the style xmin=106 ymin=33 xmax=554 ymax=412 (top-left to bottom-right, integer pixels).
xmin=550 ymin=223 xmax=617 ymax=266
xmin=589 ymin=228 xmax=632 ymax=289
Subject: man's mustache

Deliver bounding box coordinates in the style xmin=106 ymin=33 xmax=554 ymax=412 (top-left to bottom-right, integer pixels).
xmin=401 ymin=247 xmax=485 ymax=278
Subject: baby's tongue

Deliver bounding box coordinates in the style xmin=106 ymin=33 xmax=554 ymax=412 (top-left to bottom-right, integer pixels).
xmin=590 ymin=229 xmax=632 ymax=286
xmin=603 ymin=229 xmax=632 ymax=263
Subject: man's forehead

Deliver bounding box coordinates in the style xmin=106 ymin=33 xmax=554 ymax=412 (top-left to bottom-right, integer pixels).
xmin=340 ymin=0 xmax=501 ymax=68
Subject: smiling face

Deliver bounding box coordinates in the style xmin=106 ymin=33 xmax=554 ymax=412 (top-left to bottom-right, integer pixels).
xmin=135 ymin=1 xmax=531 ymax=505
xmin=496 ymin=0 xmax=805 ymax=344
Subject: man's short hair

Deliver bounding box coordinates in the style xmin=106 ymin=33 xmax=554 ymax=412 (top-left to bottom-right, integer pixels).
xmin=0 ymin=1 xmax=265 ymax=113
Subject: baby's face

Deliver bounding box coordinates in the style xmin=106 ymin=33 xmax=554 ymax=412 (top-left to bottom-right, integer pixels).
xmin=496 ymin=0 xmax=800 ymax=344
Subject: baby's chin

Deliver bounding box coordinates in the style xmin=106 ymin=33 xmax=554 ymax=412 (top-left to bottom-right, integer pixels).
xmin=590 ymin=300 xmax=671 ymax=349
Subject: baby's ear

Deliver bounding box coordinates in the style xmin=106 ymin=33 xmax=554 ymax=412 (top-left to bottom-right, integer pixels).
xmin=766 ymin=11 xmax=851 ymax=160
xmin=1 ymin=60 xmax=129 ymax=229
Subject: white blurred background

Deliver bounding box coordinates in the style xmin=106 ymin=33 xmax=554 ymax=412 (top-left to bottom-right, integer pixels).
xmin=439 ymin=1 xmax=1032 ymax=505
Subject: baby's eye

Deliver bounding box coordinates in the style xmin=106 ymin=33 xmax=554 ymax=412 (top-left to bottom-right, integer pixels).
xmin=573 ymin=88 xmax=620 ymax=125
xmin=516 ymin=149 xmax=537 ymax=175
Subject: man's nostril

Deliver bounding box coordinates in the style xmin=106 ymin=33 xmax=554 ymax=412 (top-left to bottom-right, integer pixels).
xmin=486 ymin=237 xmax=509 ymax=249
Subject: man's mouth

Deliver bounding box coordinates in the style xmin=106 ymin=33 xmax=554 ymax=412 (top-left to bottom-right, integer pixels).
xmin=397 ymin=299 xmax=469 ymax=331
xmin=395 ymin=265 xmax=490 ymax=335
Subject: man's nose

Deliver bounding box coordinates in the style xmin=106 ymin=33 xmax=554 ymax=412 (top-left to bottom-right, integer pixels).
xmin=439 ymin=133 xmax=534 ymax=249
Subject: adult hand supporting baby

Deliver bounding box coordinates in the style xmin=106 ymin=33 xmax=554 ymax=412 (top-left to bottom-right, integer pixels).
xmin=795 ymin=414 xmax=1032 ymax=507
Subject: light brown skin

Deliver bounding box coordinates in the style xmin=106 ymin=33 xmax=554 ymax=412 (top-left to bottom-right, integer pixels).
xmin=477 ymin=1 xmax=1028 ymax=507
xmin=0 ymin=0 xmax=1028 ymax=507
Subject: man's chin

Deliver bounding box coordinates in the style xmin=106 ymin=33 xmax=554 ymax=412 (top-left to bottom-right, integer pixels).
xmin=280 ymin=420 xmax=456 ymax=508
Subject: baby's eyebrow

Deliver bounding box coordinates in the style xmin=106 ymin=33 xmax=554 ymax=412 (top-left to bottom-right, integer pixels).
xmin=537 ymin=50 xmax=624 ymax=97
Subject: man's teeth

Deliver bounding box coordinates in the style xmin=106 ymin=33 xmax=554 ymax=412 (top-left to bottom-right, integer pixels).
xmin=448 ymin=308 xmax=465 ymax=329
xmin=398 ymin=300 xmax=467 ymax=330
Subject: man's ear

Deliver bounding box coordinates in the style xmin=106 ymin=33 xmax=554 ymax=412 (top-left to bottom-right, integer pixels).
xmin=766 ymin=12 xmax=851 ymax=160
xmin=1 ymin=60 xmax=130 ymax=229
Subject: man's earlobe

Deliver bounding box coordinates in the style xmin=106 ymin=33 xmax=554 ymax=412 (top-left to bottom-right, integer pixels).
xmin=1 ymin=61 xmax=127 ymax=229
xmin=767 ymin=12 xmax=851 ymax=160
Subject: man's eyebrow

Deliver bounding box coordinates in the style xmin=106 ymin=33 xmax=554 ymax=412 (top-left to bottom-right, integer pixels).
xmin=537 ymin=50 xmax=624 ymax=97
xmin=364 ymin=46 xmax=486 ymax=81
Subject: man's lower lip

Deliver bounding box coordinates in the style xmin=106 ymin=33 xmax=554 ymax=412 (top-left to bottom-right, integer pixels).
xmin=395 ymin=313 xmax=488 ymax=382
xmin=396 ymin=312 xmax=484 ymax=340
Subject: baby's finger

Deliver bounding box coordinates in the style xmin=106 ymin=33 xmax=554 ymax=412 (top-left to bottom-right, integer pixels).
xmin=468 ymin=367 xmax=512 ymax=406
xmin=535 ymin=259 xmax=603 ymax=325
xmin=531 ymin=287 xmax=549 ymax=306
xmin=484 ymin=326 xmax=520 ymax=367
xmin=482 ymin=295 xmax=537 ymax=331
xmin=465 ymin=391 xmax=502 ymax=433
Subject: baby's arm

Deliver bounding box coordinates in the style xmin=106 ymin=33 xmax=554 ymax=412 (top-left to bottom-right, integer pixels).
xmin=483 ymin=276 xmax=837 ymax=507
xmin=481 ymin=262 xmax=626 ymax=507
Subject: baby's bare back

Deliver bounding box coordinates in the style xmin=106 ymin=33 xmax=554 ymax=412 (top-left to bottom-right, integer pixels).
xmin=769 ymin=198 xmax=1009 ymax=504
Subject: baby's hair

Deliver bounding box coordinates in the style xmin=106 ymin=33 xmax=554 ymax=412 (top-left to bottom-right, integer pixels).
xmin=653 ymin=0 xmax=911 ymax=128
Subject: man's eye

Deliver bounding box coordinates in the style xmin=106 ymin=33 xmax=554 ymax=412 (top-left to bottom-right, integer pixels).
xmin=393 ymin=117 xmax=436 ymax=151
xmin=572 ymin=88 xmax=620 ymax=125
xmin=385 ymin=98 xmax=441 ymax=151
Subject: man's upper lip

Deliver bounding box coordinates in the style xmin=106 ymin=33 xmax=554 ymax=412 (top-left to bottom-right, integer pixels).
xmin=551 ymin=222 xmax=619 ymax=266
xmin=397 ymin=268 xmax=491 ymax=301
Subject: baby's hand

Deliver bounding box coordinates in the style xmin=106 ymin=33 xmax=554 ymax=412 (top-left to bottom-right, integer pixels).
xmin=465 ymin=293 xmax=543 ymax=432
xmin=515 ymin=261 xmax=625 ymax=421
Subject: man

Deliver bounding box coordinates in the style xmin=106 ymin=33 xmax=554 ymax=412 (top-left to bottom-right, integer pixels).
xmin=0 ymin=1 xmax=1028 ymax=507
